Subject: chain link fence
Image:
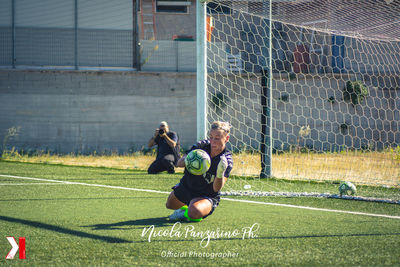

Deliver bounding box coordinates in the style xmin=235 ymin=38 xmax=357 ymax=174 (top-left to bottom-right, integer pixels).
xmin=0 ymin=0 xmax=137 ymax=69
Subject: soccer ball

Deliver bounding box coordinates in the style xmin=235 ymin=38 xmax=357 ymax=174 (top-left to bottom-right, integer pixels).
xmin=339 ymin=181 xmax=357 ymax=196
xmin=185 ymin=149 xmax=211 ymax=175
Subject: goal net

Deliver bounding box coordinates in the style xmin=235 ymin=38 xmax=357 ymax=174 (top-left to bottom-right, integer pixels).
xmin=202 ymin=0 xmax=400 ymax=203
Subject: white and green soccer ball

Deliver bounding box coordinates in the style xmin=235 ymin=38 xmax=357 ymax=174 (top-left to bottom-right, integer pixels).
xmin=185 ymin=149 xmax=211 ymax=176
xmin=339 ymin=181 xmax=357 ymax=196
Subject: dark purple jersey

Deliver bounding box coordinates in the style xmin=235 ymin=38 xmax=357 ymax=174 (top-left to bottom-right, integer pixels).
xmin=179 ymin=139 xmax=233 ymax=197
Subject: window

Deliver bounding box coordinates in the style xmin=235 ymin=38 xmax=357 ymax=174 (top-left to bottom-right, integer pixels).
xmin=156 ymin=0 xmax=191 ymax=13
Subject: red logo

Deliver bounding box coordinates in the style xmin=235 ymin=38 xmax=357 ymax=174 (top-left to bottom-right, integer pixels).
xmin=6 ymin=237 xmax=26 ymax=259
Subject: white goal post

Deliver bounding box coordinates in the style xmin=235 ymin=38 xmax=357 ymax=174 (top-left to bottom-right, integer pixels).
xmin=197 ymin=0 xmax=273 ymax=178
xmin=196 ymin=0 xmax=208 ymax=141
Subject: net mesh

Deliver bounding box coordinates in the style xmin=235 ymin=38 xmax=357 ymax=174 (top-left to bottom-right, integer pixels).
xmin=210 ymin=0 xmax=400 ymax=41
xmin=205 ymin=0 xmax=400 ymax=201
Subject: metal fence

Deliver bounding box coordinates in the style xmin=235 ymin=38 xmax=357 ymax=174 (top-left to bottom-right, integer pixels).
xmin=140 ymin=40 xmax=196 ymax=72
xmin=0 ymin=0 xmax=137 ymax=69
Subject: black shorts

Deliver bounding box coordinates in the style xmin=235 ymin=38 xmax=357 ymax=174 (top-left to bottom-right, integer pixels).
xmin=172 ymin=183 xmax=220 ymax=219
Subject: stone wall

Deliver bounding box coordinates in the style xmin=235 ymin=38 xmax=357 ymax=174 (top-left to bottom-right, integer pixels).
xmin=0 ymin=69 xmax=197 ymax=154
xmin=208 ymin=73 xmax=400 ymax=152
xmin=1 ymin=69 xmax=399 ymax=155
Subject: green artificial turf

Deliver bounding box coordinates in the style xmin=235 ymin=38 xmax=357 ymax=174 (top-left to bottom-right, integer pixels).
xmin=0 ymin=161 xmax=399 ymax=266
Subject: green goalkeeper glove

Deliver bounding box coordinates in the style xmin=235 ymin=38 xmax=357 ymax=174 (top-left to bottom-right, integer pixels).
xmin=216 ymin=155 xmax=228 ymax=178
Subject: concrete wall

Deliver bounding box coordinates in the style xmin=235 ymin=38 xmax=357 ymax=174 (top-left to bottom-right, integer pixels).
xmin=141 ymin=40 xmax=196 ymax=72
xmin=1 ymin=69 xmax=399 ymax=155
xmin=271 ymin=74 xmax=400 ymax=151
xmin=0 ymin=70 xmax=197 ymax=154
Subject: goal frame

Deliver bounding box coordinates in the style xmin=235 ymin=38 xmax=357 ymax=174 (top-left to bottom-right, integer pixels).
xmin=196 ymin=0 xmax=273 ymax=178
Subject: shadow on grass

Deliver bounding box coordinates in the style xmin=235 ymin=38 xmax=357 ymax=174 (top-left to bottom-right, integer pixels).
xmin=83 ymin=216 xmax=400 ymax=244
xmin=0 ymin=215 xmax=131 ymax=243
xmin=84 ymin=217 xmax=172 ymax=230
xmin=80 ymin=215 xmax=400 ymax=246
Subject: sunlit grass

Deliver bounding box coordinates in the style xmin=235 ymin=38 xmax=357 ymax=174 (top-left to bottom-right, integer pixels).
xmin=1 ymin=149 xmax=157 ymax=171
xmin=272 ymin=151 xmax=400 ymax=187
xmin=1 ymin=161 xmax=399 ymax=266
xmin=234 ymin=150 xmax=400 ymax=187
xmin=1 ymin=148 xmax=399 ymax=187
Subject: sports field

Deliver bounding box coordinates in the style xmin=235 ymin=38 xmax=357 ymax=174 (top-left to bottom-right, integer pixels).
xmin=0 ymin=161 xmax=399 ymax=266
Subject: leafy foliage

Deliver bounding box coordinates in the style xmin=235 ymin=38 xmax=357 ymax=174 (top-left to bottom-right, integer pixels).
xmin=343 ymin=81 xmax=369 ymax=105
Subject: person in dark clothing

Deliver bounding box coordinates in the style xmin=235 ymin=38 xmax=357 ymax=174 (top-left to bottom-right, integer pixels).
xmin=166 ymin=121 xmax=233 ymax=222
xmin=148 ymin=121 xmax=180 ymax=174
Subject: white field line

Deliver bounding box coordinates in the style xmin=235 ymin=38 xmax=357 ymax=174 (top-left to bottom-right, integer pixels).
xmin=1 ymin=174 xmax=400 ymax=220
xmin=223 ymin=198 xmax=400 ymax=219
xmin=0 ymin=174 xmax=170 ymax=194
xmin=0 ymin=183 xmax=64 ymax=186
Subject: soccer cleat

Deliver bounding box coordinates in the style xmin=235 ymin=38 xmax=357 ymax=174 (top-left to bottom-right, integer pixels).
xmin=168 ymin=206 xmax=188 ymax=221
xmin=168 ymin=209 xmax=185 ymax=221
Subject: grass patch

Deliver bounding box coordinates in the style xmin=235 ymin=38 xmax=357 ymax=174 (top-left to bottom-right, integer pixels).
xmin=2 ymin=149 xmax=399 ymax=188
xmin=0 ymin=161 xmax=399 ymax=266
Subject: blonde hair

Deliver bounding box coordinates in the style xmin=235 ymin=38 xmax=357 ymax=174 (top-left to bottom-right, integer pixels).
xmin=210 ymin=121 xmax=231 ymax=134
xmin=159 ymin=121 xmax=168 ymax=127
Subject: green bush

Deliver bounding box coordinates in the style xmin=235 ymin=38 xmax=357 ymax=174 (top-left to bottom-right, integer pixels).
xmin=391 ymin=146 xmax=400 ymax=162
xmin=211 ymin=91 xmax=229 ymax=114
xmin=343 ymin=81 xmax=369 ymax=105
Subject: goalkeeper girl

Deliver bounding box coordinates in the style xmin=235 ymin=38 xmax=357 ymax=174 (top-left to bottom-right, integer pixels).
xmin=166 ymin=121 xmax=233 ymax=221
